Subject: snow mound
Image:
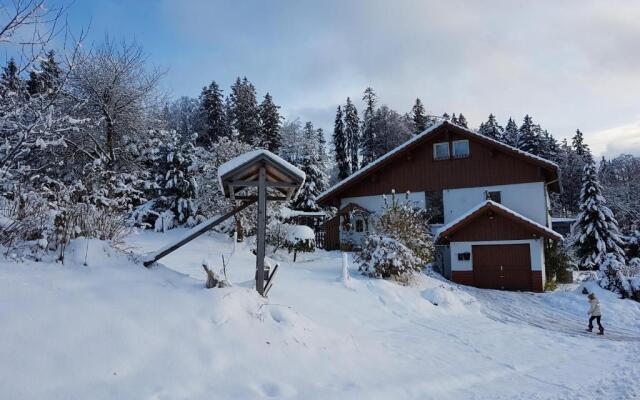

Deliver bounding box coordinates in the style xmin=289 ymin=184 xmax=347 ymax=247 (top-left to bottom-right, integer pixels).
xmin=422 ymin=285 xmax=479 ymax=313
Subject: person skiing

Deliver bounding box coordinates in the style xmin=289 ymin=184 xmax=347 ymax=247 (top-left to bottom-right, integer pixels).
xmin=586 ymin=292 xmax=604 ymax=335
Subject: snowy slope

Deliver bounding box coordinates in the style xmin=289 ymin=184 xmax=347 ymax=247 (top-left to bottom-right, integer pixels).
xmin=1 ymin=232 xmax=639 ymax=400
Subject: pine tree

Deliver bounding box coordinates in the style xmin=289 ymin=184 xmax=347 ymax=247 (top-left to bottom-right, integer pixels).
xmin=163 ymin=133 xmax=199 ymax=224
xmin=518 ymin=115 xmax=542 ymax=154
xmin=332 ymin=105 xmax=350 ymax=180
xmin=539 ymin=129 xmax=559 ymax=162
xmin=572 ymin=129 xmax=592 ymax=161
xmin=441 ymin=112 xmax=450 ymax=121
xmin=477 ymin=114 xmax=504 ymax=140
xmin=503 ymin=118 xmax=519 ymax=147
xmin=26 ymin=50 xmax=61 ymax=96
xmin=1 ymin=58 xmax=21 ymax=93
xmin=229 ymin=77 xmax=260 ymax=144
xmin=259 ymin=92 xmax=282 ymax=152
xmin=450 ymin=113 xmax=459 ymax=125
xmin=457 ymin=113 xmax=468 ymax=128
xmin=411 ymin=98 xmax=427 ymax=133
xmin=573 ymin=159 xmax=626 ymax=270
xmin=198 ymin=81 xmax=227 ymax=147
xmin=292 ymin=122 xmax=323 ymax=211
xmin=316 ymin=127 xmax=328 ymax=193
xmin=360 ymin=87 xmax=377 ymax=167
xmin=344 ymin=97 xmax=360 ymax=173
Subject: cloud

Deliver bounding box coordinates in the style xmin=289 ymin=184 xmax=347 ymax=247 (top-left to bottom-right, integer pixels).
xmin=154 ymin=0 xmax=640 ymax=155
xmin=588 ymin=121 xmax=640 ymax=158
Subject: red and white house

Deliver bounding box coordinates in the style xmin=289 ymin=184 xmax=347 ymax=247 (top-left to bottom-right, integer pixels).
xmin=316 ymin=121 xmax=563 ymax=292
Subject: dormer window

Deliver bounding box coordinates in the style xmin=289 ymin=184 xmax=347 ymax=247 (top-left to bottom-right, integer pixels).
xmin=452 ymin=140 xmax=470 ymax=158
xmin=433 ymin=142 xmax=450 ymax=160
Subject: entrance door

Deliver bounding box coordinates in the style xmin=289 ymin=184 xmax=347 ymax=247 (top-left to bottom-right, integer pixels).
xmin=472 ymin=244 xmax=532 ymax=291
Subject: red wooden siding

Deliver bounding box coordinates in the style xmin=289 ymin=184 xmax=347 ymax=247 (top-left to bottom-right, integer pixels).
xmin=451 ymin=271 xmax=474 ymax=286
xmin=327 ymin=128 xmax=546 ymax=204
xmin=323 ymin=216 xmax=340 ymax=250
xmin=448 ymin=212 xmax=542 ymax=242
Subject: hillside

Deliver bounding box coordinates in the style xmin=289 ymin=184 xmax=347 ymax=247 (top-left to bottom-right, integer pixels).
xmin=1 ymin=230 xmax=639 ymax=399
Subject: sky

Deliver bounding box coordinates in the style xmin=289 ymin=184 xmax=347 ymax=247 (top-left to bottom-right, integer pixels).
xmin=51 ymin=0 xmax=640 ymax=157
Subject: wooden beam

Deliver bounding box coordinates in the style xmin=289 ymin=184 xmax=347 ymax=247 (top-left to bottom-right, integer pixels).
xmin=142 ymin=199 xmax=257 ymax=267
xmin=227 ymin=180 xmax=299 ymax=188
xmin=234 ymin=195 xmax=287 ymax=201
xmin=255 ymin=166 xmax=267 ymax=296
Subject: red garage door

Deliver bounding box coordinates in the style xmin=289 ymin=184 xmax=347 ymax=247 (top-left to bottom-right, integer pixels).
xmin=472 ymin=244 xmax=532 ymax=291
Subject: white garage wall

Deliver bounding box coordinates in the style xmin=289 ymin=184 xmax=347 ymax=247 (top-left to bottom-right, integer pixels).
xmin=443 ymin=182 xmax=548 ymax=225
xmin=449 ymin=239 xmax=545 ymax=274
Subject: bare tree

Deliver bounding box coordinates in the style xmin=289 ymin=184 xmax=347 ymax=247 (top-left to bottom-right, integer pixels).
xmin=70 ymin=38 xmax=165 ymax=168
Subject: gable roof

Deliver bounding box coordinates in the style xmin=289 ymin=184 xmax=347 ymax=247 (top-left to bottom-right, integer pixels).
xmin=218 ymin=149 xmax=306 ymax=200
xmin=316 ymin=121 xmax=561 ymax=205
xmin=434 ymin=200 xmax=563 ymax=244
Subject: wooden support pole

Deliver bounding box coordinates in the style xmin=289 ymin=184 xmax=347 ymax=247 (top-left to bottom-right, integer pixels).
xmin=255 ymin=165 xmax=267 ymax=296
xmin=142 ymin=199 xmax=256 ymax=267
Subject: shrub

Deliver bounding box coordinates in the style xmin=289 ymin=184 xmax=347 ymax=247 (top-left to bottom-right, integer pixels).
xmin=266 ymin=222 xmax=315 ymax=261
xmin=544 ymin=244 xmax=574 ymax=284
xmin=377 ymin=191 xmax=434 ymax=263
xmin=356 ymin=234 xmax=424 ymax=280
xmin=599 ymin=253 xmax=640 ymax=301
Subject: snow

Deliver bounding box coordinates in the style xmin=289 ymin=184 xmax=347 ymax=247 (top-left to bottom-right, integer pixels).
xmin=1 ymin=231 xmax=639 ymax=399
xmin=284 ymin=224 xmax=315 ymax=242
xmin=217 ymin=149 xmax=305 ymax=192
xmin=435 ymin=200 xmax=563 ymax=242
xmin=317 ymin=120 xmax=559 ymax=202
xmin=278 ymin=206 xmax=325 ymax=219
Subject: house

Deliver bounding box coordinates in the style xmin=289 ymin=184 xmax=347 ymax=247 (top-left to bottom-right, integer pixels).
xmin=316 ymin=121 xmax=563 ymax=292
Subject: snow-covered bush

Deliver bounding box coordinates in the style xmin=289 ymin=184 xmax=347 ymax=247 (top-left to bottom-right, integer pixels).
xmin=544 ymin=243 xmax=575 ymax=284
xmin=376 ymin=191 xmax=434 ymax=263
xmin=356 ymin=235 xmax=424 ymax=280
xmin=266 ymin=221 xmax=315 ymax=261
xmin=599 ymin=253 xmax=640 ymax=301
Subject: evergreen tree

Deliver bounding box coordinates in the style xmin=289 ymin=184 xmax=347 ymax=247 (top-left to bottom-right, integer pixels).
xmin=258 ymin=92 xmax=282 ymax=151
xmin=163 ymin=133 xmax=199 ymax=224
xmin=332 ymin=105 xmax=350 ymax=180
xmin=229 ymin=77 xmax=260 ymax=144
xmin=411 ymin=98 xmax=427 ymax=133
xmin=360 ymin=87 xmax=377 ymax=167
xmin=316 ymin=127 xmax=328 ymax=193
xmin=441 ymin=112 xmax=450 ymax=121
xmin=477 ymin=114 xmax=504 ymax=140
xmin=26 ymin=50 xmax=61 ymax=96
xmin=344 ymin=97 xmax=360 ymax=173
xmin=292 ymin=122 xmax=323 ymax=211
xmin=539 ymin=129 xmax=559 ymax=162
xmin=503 ymin=117 xmax=519 ymax=147
xmin=457 ymin=113 xmax=468 ymax=128
xmin=370 ymin=105 xmax=412 ymax=158
xmin=572 ymin=129 xmax=592 ymax=161
xmin=518 ymin=115 xmax=542 ymax=154
xmin=198 ymin=81 xmax=227 ymax=147
xmin=450 ymin=113 xmax=459 ymax=125
xmin=1 ymin=58 xmax=21 ymax=93
xmin=573 ymin=159 xmax=626 ymax=270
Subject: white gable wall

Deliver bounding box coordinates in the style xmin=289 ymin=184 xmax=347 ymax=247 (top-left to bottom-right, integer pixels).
xmin=443 ymin=182 xmax=547 ymax=226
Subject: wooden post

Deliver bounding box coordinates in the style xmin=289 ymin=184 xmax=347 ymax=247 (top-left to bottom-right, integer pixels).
xmin=255 ymin=165 xmax=267 ymax=295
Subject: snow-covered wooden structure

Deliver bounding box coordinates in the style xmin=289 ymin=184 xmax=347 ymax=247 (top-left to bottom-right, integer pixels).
xmin=144 ymin=150 xmax=305 ymax=296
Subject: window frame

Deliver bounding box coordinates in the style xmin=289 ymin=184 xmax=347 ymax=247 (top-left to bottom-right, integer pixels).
xmin=355 ymin=219 xmax=364 ymax=233
xmin=451 ymin=139 xmax=470 ymax=159
xmin=433 ymin=142 xmax=450 ymax=160
xmin=486 ymin=190 xmax=502 ymax=204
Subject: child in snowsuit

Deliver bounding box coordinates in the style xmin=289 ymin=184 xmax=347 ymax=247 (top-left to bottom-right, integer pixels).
xmin=586 ymin=293 xmax=604 ymax=335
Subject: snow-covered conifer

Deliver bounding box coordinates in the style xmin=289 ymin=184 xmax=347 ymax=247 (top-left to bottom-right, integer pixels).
xmin=573 ymin=160 xmax=626 ymax=269
xmin=332 ymin=105 xmax=350 ymax=180
xmin=360 ymin=87 xmax=377 ymax=167
xmin=503 ymin=117 xmax=519 ymax=147
xmin=411 ymin=98 xmax=427 ymax=133
xmin=344 ymin=97 xmax=360 ymax=172
xmin=259 ymin=92 xmax=282 ymax=152
xmin=198 ymin=81 xmax=227 ymax=147
xmin=229 ymin=77 xmax=260 ymax=144
xmin=477 ymin=114 xmax=504 ymax=140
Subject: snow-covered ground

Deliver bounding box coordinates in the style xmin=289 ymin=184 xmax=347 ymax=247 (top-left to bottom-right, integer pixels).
xmin=1 ymin=229 xmax=639 ymax=399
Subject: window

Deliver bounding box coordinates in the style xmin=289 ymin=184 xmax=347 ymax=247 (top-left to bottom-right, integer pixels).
xmin=425 ymin=190 xmax=444 ymax=224
xmin=457 ymin=252 xmax=471 ymax=261
xmin=486 ymin=190 xmax=502 ymax=203
xmin=452 ymin=140 xmax=470 ymax=158
xmin=433 ymin=142 xmax=450 ymax=160
xmin=355 ymin=219 xmax=364 ymax=232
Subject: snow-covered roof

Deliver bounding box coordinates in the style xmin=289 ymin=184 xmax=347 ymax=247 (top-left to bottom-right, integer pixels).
xmin=316 ymin=121 xmax=560 ymax=203
xmin=434 ymin=200 xmax=563 ymax=243
xmin=217 ymin=150 xmax=306 ymax=199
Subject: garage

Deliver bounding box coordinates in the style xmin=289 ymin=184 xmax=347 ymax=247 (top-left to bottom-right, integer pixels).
xmin=472 ymin=244 xmax=532 ymax=291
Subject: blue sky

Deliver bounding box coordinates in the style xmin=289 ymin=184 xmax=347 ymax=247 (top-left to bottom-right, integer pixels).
xmin=51 ymin=0 xmax=640 ymax=156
